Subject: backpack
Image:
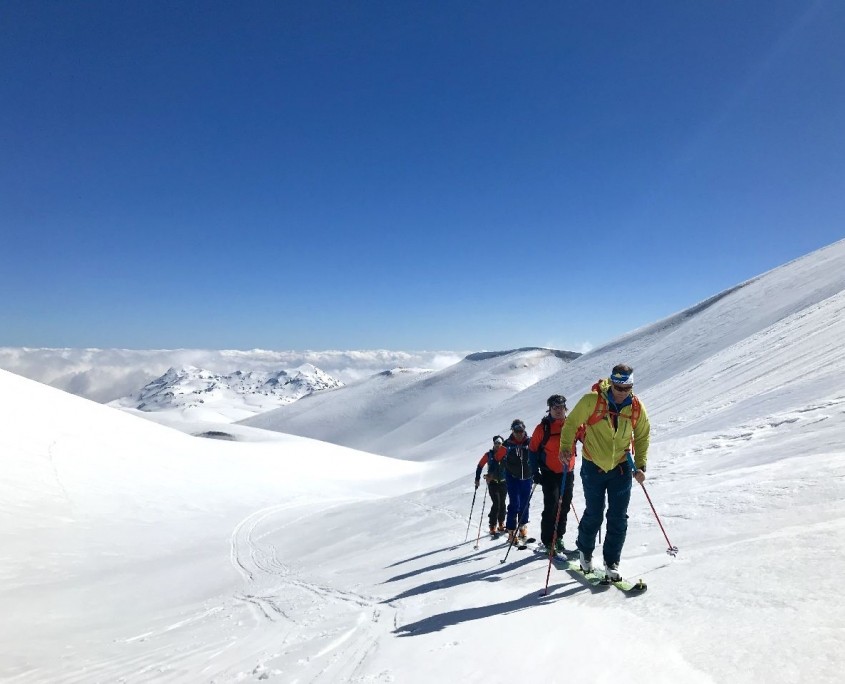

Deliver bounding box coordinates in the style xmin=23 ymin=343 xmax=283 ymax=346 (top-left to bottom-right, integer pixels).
xmin=585 ymin=379 xmax=641 ymax=429
xmin=536 ymin=416 xmax=569 ymax=470
xmin=576 ymin=379 xmax=641 ymax=451
xmin=486 ymin=448 xmax=506 ymax=481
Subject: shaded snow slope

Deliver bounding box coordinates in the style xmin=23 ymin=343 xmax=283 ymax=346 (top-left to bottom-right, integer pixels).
xmin=239 ymin=347 xmax=579 ymax=459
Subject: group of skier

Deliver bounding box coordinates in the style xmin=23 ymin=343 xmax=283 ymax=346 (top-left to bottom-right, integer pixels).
xmin=473 ymin=363 xmax=651 ymax=581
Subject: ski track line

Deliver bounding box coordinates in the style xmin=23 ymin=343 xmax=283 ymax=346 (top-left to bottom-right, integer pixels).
xmin=231 ymin=498 xmax=360 ymax=583
xmin=123 ymin=606 xmax=226 ymax=643
xmin=407 ymin=499 xmax=465 ymax=521
xmin=228 ymin=501 xmax=401 ymax=682
xmin=230 ymin=502 xmax=301 ymax=582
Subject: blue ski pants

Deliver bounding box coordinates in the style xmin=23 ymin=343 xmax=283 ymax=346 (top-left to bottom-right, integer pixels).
xmin=505 ymin=473 xmax=532 ymax=530
xmin=575 ymin=458 xmax=633 ymax=565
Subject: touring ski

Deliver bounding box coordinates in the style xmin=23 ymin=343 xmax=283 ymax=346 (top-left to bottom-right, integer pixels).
xmin=563 ymin=560 xmax=647 ymax=593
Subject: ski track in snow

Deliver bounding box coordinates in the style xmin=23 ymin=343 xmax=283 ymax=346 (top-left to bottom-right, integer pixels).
xmin=227 ymin=501 xmax=400 ymax=682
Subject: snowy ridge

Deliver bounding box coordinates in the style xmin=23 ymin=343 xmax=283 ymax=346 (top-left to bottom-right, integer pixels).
xmin=111 ymin=363 xmax=343 ymax=422
xmin=240 ymin=347 xmax=579 ymax=458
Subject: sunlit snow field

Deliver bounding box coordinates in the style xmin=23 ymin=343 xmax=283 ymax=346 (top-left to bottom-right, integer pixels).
xmin=2 ymin=241 xmax=845 ymax=683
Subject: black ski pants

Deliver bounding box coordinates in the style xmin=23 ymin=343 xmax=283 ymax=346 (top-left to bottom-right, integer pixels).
xmin=487 ymin=480 xmax=507 ymax=527
xmin=540 ymin=469 xmax=575 ymax=547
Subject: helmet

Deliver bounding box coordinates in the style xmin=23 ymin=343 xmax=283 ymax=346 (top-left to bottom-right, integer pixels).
xmin=547 ymin=394 xmax=566 ymax=408
xmin=510 ymin=419 xmax=526 ymax=432
xmin=493 ymin=435 xmax=504 ymax=445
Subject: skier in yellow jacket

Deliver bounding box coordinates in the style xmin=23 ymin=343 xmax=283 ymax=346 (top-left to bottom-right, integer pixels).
xmin=559 ymin=364 xmax=650 ymax=581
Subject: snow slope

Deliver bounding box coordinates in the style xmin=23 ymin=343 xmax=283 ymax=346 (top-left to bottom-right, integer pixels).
xmin=240 ymin=347 xmax=579 ymax=459
xmin=2 ymin=239 xmax=845 ymax=683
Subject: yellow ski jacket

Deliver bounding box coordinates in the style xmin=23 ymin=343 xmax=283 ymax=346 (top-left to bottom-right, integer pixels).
xmin=559 ymin=379 xmax=651 ymax=473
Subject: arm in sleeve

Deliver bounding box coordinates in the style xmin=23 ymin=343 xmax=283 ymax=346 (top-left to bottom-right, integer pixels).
xmin=528 ymin=425 xmax=545 ymax=473
xmin=475 ymin=453 xmax=487 ymax=480
xmin=633 ymin=402 xmax=651 ymax=470
xmin=559 ymin=393 xmax=595 ymax=450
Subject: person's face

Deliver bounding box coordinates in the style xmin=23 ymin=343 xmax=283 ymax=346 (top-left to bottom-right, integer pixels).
xmin=550 ymin=404 xmax=566 ymax=417
xmin=610 ymin=383 xmax=632 ymax=401
xmin=512 ymin=427 xmax=525 ymax=437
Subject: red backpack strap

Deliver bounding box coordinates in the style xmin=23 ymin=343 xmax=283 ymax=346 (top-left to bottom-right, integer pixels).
xmin=586 ymin=392 xmax=607 ymax=426
xmin=630 ymin=395 xmax=641 ymax=429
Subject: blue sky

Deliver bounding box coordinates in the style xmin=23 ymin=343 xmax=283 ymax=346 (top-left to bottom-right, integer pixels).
xmin=2 ymin=1 xmax=843 ymax=353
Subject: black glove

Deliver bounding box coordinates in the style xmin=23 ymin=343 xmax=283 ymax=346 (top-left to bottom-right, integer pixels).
xmin=533 ymin=471 xmax=543 ymax=485
xmin=474 ymin=479 xmax=480 ymax=489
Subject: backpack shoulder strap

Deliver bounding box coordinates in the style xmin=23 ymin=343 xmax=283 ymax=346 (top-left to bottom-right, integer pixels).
xmin=586 ymin=392 xmax=607 ymax=426
xmin=538 ymin=417 xmax=552 ymax=451
xmin=630 ymin=395 xmax=641 ymax=429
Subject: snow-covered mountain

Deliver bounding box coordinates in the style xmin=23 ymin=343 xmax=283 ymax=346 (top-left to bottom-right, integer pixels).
xmin=240 ymin=347 xmax=580 ymax=458
xmin=0 ymin=349 xmax=465 ymax=403
xmin=3 ymin=239 xmax=845 ymax=682
xmin=111 ymin=363 xmax=344 ymax=422
xmin=243 ymin=240 xmax=845 ymax=469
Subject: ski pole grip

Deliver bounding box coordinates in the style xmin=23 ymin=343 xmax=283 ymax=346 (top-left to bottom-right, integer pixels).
xmin=626 ymin=451 xmax=637 ymax=473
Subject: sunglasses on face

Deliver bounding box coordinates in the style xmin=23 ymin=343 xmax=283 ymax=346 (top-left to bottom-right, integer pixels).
xmin=512 ymin=427 xmax=525 ymax=433
xmin=611 ymin=384 xmax=633 ymax=393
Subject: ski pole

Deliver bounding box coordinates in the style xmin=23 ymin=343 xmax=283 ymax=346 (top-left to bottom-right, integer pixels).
xmin=500 ymin=482 xmax=537 ymax=564
xmin=627 ymin=453 xmax=678 ymax=556
xmin=570 ymin=502 xmax=580 ymax=524
xmin=638 ymin=480 xmax=679 ymax=556
xmin=541 ymin=465 xmax=569 ymax=596
xmin=464 ymin=480 xmax=479 ymax=542
xmin=473 ymin=484 xmax=489 ymax=549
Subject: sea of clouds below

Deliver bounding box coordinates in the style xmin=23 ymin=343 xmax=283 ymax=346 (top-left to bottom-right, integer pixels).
xmin=0 ymin=348 xmax=468 ymax=403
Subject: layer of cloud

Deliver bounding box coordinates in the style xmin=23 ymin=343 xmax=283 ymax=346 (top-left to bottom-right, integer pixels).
xmin=0 ymin=348 xmax=468 ymax=403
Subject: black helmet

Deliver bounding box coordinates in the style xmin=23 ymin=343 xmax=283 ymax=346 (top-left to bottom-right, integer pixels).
xmin=510 ymin=419 xmax=526 ymax=432
xmin=547 ymin=394 xmax=566 ymax=408
xmin=493 ymin=435 xmax=504 ymax=445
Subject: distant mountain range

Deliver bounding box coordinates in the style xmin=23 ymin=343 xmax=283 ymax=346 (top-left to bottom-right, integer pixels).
xmin=111 ymin=364 xmax=343 ymax=418
xmin=240 ymin=347 xmax=581 ymax=458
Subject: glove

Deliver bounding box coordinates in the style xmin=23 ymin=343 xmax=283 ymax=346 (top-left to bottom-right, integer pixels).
xmin=483 ymin=474 xmax=492 ymax=483
xmin=559 ymin=448 xmax=571 ymax=463
xmin=533 ymin=471 xmax=543 ymax=485
xmin=474 ymin=479 xmax=480 ymax=489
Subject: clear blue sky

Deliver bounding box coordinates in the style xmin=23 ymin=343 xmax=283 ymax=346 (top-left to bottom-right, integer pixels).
xmin=2 ymin=1 xmax=843 ymax=352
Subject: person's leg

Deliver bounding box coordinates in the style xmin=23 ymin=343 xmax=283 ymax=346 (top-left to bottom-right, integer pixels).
xmin=602 ymin=463 xmax=633 ymax=566
xmin=504 ymin=473 xmax=521 ymax=531
xmin=556 ymin=469 xmax=575 ymax=539
xmin=517 ymin=478 xmax=533 ymax=531
xmin=494 ymin=482 xmax=507 ymax=527
xmin=487 ymin=481 xmax=499 ymax=528
xmin=576 ymin=460 xmax=608 ymax=558
xmin=539 ymin=472 xmax=558 ymax=546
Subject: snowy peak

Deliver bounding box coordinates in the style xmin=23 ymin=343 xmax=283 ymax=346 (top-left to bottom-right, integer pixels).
xmin=113 ymin=364 xmax=344 ymax=418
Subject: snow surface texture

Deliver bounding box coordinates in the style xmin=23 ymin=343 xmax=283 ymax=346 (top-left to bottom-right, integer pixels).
xmin=2 ymin=238 xmax=845 ymax=683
